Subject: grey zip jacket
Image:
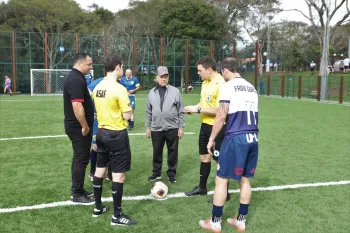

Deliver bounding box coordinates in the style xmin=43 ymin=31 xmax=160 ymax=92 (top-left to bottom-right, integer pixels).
xmin=145 ymin=85 xmax=185 ymax=131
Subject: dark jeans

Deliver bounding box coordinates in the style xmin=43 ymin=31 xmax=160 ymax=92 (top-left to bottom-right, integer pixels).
xmin=66 ymin=127 xmax=92 ymax=196
xmin=151 ymin=129 xmax=179 ymax=177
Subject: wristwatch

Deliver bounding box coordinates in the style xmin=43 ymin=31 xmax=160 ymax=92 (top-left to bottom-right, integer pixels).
xmin=197 ymin=107 xmax=201 ymax=114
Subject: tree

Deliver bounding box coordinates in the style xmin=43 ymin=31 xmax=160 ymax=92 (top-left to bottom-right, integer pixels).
xmin=242 ymin=0 xmax=281 ymax=75
xmin=269 ymin=21 xmax=316 ymax=72
xmin=287 ymin=0 xmax=350 ymax=100
xmin=0 ymin=0 xmax=105 ymax=69
xmin=159 ymin=0 xmax=224 ymax=40
xmin=211 ymin=0 xmax=279 ymax=40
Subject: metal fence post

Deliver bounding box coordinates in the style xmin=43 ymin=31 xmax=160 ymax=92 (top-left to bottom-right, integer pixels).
xmin=339 ymin=76 xmax=344 ymax=104
xmin=281 ymin=76 xmax=285 ymax=97
xmin=11 ymin=32 xmax=16 ymax=95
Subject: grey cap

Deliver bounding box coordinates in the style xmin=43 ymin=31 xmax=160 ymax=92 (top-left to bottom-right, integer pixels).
xmin=157 ymin=66 xmax=169 ymax=76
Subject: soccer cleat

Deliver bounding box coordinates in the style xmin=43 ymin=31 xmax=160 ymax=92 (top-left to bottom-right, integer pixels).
xmin=148 ymin=175 xmax=162 ymax=181
xmin=167 ymin=176 xmax=176 ymax=183
xmin=111 ymin=213 xmax=138 ymax=226
xmin=185 ymin=186 xmax=207 ymax=196
xmin=227 ymin=216 xmax=246 ymax=232
xmin=199 ymin=218 xmax=222 ymax=233
xmin=207 ymin=194 xmax=230 ymax=203
xmin=71 ymin=195 xmax=94 ymax=204
xmin=70 ymin=190 xmax=94 ymax=199
xmin=92 ymin=206 xmax=108 ymax=217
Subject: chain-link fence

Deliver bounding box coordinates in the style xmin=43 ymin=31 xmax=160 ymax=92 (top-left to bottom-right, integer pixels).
xmin=0 ymin=31 xmax=349 ymax=103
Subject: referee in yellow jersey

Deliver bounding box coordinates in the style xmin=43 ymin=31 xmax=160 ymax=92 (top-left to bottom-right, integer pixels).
xmin=91 ymin=55 xmax=138 ymax=226
xmin=184 ymin=56 xmax=229 ymax=203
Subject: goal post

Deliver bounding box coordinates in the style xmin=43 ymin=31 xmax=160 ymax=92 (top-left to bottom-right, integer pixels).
xmin=30 ymin=69 xmax=71 ymax=96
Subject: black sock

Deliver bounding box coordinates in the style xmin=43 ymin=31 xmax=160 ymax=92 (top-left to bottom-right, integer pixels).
xmin=93 ymin=176 xmax=103 ymax=209
xmin=90 ymin=149 xmax=97 ymax=174
xmin=112 ymin=182 xmax=124 ymax=217
xmin=199 ymin=162 xmax=211 ymax=190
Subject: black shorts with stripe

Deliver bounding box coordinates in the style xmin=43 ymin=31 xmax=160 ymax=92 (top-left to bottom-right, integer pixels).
xmin=96 ymin=128 xmax=131 ymax=173
xmin=199 ymin=123 xmax=225 ymax=161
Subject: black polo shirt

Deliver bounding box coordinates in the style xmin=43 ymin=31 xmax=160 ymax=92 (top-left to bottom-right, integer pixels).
xmin=63 ymin=68 xmax=94 ymax=129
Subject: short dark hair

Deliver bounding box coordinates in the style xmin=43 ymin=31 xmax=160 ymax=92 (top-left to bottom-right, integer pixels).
xmin=221 ymin=57 xmax=240 ymax=73
xmin=197 ymin=56 xmax=217 ymax=71
xmin=104 ymin=55 xmax=123 ymax=73
xmin=73 ymin=52 xmax=90 ymax=64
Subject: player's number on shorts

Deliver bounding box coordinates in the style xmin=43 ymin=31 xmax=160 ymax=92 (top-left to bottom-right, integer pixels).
xmin=245 ymin=101 xmax=257 ymax=125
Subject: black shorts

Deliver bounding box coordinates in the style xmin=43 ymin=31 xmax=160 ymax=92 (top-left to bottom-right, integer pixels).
xmin=345 ymin=66 xmax=349 ymax=69
xmin=199 ymin=123 xmax=225 ymax=161
xmin=96 ymin=128 xmax=131 ymax=173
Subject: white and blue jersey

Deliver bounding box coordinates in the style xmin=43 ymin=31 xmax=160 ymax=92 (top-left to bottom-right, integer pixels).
xmin=88 ymin=77 xmax=104 ymax=144
xmin=219 ymin=78 xmax=259 ymax=137
xmin=216 ymin=77 xmax=259 ymax=181
xmin=119 ymin=76 xmax=140 ymax=109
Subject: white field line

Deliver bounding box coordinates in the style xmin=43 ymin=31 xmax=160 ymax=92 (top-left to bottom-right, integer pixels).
xmin=0 ymin=132 xmax=196 ymax=141
xmin=0 ymin=180 xmax=349 ymax=214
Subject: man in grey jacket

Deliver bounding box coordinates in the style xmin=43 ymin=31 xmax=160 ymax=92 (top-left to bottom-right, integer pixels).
xmin=145 ymin=66 xmax=185 ymax=183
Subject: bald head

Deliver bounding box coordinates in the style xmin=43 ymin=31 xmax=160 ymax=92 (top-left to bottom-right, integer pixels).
xmin=126 ymin=69 xmax=132 ymax=78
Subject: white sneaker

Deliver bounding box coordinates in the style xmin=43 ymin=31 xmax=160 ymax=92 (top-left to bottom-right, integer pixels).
xmin=227 ymin=216 xmax=246 ymax=232
xmin=199 ymin=218 xmax=222 ymax=233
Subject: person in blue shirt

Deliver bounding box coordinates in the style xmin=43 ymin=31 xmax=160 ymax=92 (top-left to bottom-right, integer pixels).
xmin=85 ymin=69 xmax=93 ymax=86
xmin=119 ymin=69 xmax=141 ymax=130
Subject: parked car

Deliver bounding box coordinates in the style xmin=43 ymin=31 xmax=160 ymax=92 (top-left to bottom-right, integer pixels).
xmin=333 ymin=60 xmax=344 ymax=72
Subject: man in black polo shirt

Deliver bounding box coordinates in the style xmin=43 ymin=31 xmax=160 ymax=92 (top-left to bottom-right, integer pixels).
xmin=64 ymin=53 xmax=95 ymax=203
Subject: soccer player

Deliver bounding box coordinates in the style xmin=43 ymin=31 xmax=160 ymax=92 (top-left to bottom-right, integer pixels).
xmin=63 ymin=53 xmax=94 ymax=203
xmin=92 ymin=55 xmax=138 ymax=226
xmin=119 ymin=69 xmax=141 ymax=130
xmin=199 ymin=57 xmax=259 ymax=233
xmin=3 ymin=76 xmax=13 ymax=95
xmin=184 ymin=56 xmax=229 ymax=203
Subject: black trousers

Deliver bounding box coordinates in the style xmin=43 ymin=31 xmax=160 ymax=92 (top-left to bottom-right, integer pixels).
xmin=151 ymin=129 xmax=179 ymax=177
xmin=66 ymin=127 xmax=92 ymax=196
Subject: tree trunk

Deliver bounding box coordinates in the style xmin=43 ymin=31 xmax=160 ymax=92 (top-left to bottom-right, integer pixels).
xmin=319 ymin=19 xmax=331 ymax=101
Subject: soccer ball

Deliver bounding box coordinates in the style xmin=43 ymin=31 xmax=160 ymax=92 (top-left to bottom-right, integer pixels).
xmin=151 ymin=181 xmax=168 ymax=199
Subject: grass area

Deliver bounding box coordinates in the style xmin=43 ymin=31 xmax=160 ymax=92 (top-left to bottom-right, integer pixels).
xmin=0 ymin=94 xmax=349 ymax=233
xmin=187 ymin=72 xmax=350 ymax=102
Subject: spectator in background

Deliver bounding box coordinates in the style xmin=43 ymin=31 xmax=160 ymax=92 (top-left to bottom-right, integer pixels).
xmin=3 ymin=76 xmax=13 ymax=96
xmin=344 ymin=57 xmax=349 ymax=74
xmin=310 ymin=61 xmax=316 ymax=75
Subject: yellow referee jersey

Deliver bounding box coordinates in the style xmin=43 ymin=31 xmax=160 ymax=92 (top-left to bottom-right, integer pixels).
xmin=200 ymin=73 xmax=225 ymax=125
xmin=92 ymin=77 xmax=132 ymax=131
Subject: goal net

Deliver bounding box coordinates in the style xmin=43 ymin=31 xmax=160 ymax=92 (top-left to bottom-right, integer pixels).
xmin=30 ymin=69 xmax=71 ymax=96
